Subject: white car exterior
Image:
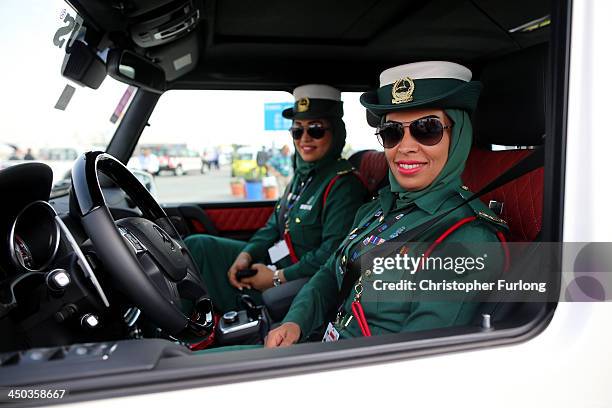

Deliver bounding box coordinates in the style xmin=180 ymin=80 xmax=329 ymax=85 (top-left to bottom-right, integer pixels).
xmin=55 ymin=1 xmax=612 ymax=407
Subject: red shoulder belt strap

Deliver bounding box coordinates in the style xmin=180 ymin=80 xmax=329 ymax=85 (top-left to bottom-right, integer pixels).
xmin=322 ymin=170 xmax=366 ymax=206
xmin=285 ymin=170 xmax=364 ymax=265
xmin=421 ymin=216 xmax=510 ymax=273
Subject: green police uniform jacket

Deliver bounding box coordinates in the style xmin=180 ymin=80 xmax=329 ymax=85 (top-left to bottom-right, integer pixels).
xmin=283 ymin=182 xmax=508 ymax=338
xmin=242 ymin=158 xmax=368 ymax=281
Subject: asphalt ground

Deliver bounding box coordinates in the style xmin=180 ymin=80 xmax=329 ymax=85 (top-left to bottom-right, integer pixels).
xmin=154 ymin=164 xmax=281 ymax=204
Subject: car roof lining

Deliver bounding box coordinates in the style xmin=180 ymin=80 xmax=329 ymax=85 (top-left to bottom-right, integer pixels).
xmin=69 ymin=0 xmax=551 ymax=91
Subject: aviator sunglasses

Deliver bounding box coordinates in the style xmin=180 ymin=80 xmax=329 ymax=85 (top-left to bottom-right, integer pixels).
xmin=375 ymin=116 xmax=452 ymax=148
xmin=290 ymin=123 xmax=330 ymax=140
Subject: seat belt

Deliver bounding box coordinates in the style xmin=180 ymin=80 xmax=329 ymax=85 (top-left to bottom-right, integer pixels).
xmin=336 ymin=147 xmax=545 ymax=308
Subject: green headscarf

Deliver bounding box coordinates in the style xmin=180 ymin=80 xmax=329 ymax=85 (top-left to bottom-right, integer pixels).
xmin=389 ymin=109 xmax=472 ymax=208
xmin=293 ymin=117 xmax=347 ymax=178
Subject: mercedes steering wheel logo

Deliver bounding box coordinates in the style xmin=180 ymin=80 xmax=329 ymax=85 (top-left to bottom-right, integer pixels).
xmin=153 ymin=225 xmax=176 ymax=251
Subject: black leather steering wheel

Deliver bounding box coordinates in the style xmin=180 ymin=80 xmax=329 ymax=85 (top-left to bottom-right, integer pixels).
xmin=70 ymin=151 xmax=212 ymax=337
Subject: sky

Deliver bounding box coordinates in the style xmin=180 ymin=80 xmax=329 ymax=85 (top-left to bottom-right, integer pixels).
xmin=0 ymin=0 xmax=381 ymax=156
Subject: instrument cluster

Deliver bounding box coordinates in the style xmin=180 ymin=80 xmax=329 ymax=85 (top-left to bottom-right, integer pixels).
xmin=9 ymin=201 xmax=60 ymax=273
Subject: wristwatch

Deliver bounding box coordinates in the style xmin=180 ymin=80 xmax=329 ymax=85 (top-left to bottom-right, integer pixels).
xmin=273 ymin=269 xmax=283 ymax=287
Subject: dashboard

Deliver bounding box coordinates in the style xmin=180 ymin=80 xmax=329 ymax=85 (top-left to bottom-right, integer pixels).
xmin=0 ymin=162 xmax=144 ymax=352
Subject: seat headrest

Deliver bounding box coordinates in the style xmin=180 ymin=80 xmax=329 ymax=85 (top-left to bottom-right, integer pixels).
xmin=348 ymin=150 xmax=389 ymax=195
xmin=472 ymin=44 xmax=549 ymax=146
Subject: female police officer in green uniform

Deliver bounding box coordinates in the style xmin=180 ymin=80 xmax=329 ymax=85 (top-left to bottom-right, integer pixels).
xmin=266 ymin=62 xmax=508 ymax=346
xmin=185 ymin=84 xmax=368 ymax=313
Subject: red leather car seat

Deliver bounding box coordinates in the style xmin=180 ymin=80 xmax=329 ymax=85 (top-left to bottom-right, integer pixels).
xmin=462 ymin=148 xmax=543 ymax=242
xmin=349 ymin=146 xmax=542 ymax=242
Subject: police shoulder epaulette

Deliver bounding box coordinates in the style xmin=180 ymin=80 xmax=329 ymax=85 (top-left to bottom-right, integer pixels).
xmin=476 ymin=210 xmax=508 ymax=227
xmin=336 ymin=168 xmax=354 ymax=175
xmin=455 ymin=186 xmax=507 ymax=227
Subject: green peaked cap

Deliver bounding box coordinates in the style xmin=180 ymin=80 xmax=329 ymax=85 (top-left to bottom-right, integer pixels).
xmin=360 ymin=61 xmax=482 ymax=126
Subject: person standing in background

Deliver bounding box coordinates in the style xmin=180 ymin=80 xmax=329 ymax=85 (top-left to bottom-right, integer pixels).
xmin=138 ymin=148 xmax=159 ymax=175
xmin=24 ymin=148 xmax=35 ymax=160
xmin=267 ymin=144 xmax=293 ymax=193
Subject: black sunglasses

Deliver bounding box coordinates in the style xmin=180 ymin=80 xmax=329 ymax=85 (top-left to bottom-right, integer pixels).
xmin=375 ymin=116 xmax=452 ymax=148
xmin=289 ymin=123 xmax=330 ymax=140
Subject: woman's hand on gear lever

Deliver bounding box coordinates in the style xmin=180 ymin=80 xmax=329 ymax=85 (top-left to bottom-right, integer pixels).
xmin=265 ymin=322 xmax=301 ymax=348
xmin=227 ymin=252 xmax=253 ymax=290
xmin=240 ymin=263 xmax=276 ymax=291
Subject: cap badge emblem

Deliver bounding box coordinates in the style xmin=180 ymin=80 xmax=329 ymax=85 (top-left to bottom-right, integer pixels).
xmin=297 ymin=97 xmax=310 ymax=112
xmin=391 ymin=77 xmax=415 ymax=104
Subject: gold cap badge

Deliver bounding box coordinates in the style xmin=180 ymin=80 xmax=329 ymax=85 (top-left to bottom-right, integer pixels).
xmin=391 ymin=77 xmax=415 ymax=104
xmin=297 ymin=97 xmax=310 ymax=112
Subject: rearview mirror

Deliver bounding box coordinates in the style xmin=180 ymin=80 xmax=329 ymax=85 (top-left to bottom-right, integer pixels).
xmin=107 ymin=49 xmax=166 ymax=93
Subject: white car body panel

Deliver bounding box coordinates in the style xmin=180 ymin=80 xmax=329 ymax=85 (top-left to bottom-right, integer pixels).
xmin=58 ymin=1 xmax=612 ymax=406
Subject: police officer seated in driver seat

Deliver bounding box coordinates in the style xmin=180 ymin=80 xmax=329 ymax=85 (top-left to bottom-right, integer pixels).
xmin=185 ymin=84 xmax=368 ymax=315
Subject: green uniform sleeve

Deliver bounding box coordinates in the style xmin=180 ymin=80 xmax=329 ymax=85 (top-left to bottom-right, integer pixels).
xmin=282 ymin=174 xmax=367 ymax=281
xmin=282 ymin=253 xmax=339 ymax=337
xmin=282 ymin=199 xmax=379 ymax=337
xmin=398 ymin=222 xmax=504 ymax=332
xmin=241 ymin=207 xmax=280 ymax=262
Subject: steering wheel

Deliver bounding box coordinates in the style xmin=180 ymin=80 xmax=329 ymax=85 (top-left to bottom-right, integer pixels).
xmin=70 ymin=151 xmax=212 ymax=337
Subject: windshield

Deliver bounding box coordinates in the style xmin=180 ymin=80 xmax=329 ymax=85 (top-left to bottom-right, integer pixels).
xmin=0 ymin=0 xmax=134 ymax=194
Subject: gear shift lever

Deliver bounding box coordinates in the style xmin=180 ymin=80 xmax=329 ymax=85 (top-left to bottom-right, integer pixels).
xmin=240 ymin=294 xmax=259 ymax=320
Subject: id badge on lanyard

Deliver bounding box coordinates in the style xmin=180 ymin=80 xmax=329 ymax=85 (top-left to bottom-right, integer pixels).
xmin=268 ymin=240 xmax=290 ymax=264
xmin=322 ymin=322 xmax=340 ymax=342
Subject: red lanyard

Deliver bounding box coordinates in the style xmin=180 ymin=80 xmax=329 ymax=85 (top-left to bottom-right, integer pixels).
xmin=350 ymin=276 xmax=371 ymax=337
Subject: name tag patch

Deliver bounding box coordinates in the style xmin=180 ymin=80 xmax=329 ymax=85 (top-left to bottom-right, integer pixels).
xmin=299 ymin=204 xmax=313 ymax=211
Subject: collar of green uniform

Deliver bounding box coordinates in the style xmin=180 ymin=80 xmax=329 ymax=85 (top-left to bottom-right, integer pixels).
xmin=282 ymin=98 xmax=344 ymax=120
xmin=360 ymin=78 xmax=482 ymax=119
xmin=378 ymin=183 xmax=457 ymax=216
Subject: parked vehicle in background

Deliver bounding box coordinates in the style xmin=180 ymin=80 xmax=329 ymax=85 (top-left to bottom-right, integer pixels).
xmin=231 ymin=146 xmax=260 ymax=177
xmin=132 ymin=144 xmax=204 ymax=176
xmin=38 ymin=147 xmax=79 ymax=161
xmin=0 ymin=146 xmax=81 ymax=187
xmin=158 ymin=145 xmax=203 ymax=176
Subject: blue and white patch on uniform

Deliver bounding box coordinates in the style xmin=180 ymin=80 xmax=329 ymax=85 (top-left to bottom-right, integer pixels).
xmin=374 ymin=210 xmax=383 ymax=217
xmin=348 ymin=233 xmax=358 ymax=240
xmin=362 ymin=236 xmax=372 ymax=245
xmin=378 ymin=224 xmax=389 ymax=233
xmin=395 ymin=213 xmax=405 ymax=220
xmin=389 ymin=226 xmax=407 ymax=239
xmin=299 ymin=204 xmax=313 ymax=210
xmin=376 ymin=238 xmax=386 ymax=245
